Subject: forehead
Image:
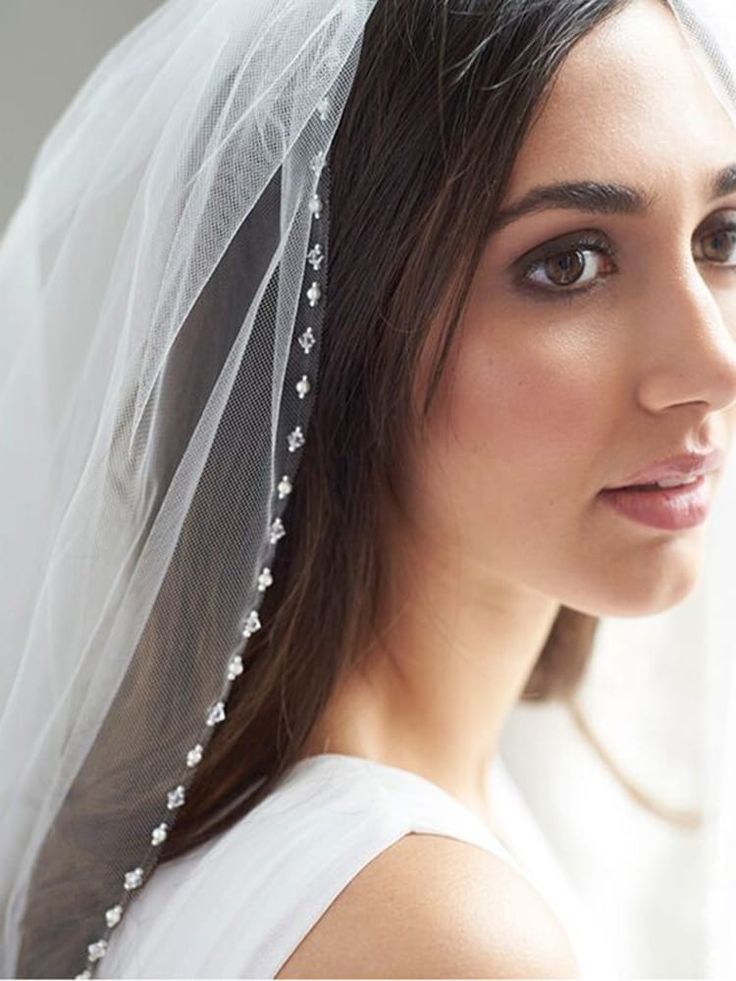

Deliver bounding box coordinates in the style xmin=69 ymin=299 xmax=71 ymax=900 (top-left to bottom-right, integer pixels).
xmin=504 ymin=0 xmax=736 ymax=200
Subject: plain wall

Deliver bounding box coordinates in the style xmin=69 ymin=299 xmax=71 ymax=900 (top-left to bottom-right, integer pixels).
xmin=0 ymin=0 xmax=161 ymax=233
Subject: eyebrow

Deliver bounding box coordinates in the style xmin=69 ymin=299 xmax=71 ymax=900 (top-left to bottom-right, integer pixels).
xmin=488 ymin=162 xmax=736 ymax=234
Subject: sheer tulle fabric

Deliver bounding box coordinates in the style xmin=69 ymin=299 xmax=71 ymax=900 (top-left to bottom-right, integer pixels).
xmin=0 ymin=0 xmax=374 ymax=974
xmin=1 ymin=0 xmax=736 ymax=977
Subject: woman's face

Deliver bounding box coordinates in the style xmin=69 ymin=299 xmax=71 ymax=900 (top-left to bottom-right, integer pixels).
xmin=412 ymin=0 xmax=736 ymax=617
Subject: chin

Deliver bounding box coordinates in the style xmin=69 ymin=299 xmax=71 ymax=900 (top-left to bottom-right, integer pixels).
xmin=570 ymin=544 xmax=705 ymax=618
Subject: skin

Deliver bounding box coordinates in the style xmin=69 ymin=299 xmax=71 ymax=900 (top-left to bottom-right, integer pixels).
xmin=300 ymin=0 xmax=736 ymax=838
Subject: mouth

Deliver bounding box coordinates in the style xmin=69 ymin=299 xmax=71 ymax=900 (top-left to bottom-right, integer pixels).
xmin=603 ymin=448 xmax=725 ymax=492
xmin=597 ymin=474 xmax=713 ymax=531
xmin=607 ymin=476 xmax=703 ymax=492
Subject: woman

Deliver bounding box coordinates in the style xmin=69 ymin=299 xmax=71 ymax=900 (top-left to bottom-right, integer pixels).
xmin=2 ymin=0 xmax=736 ymax=977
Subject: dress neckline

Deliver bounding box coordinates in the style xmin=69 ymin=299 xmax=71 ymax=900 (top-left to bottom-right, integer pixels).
xmin=287 ymin=751 xmax=510 ymax=853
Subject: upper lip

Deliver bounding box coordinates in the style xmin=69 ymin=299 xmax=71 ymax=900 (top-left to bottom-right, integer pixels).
xmin=603 ymin=448 xmax=725 ymax=489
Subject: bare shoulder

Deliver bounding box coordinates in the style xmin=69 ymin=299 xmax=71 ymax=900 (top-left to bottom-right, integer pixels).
xmin=274 ymin=831 xmax=580 ymax=979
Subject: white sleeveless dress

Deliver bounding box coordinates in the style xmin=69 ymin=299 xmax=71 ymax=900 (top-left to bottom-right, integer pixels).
xmin=97 ymin=753 xmax=618 ymax=978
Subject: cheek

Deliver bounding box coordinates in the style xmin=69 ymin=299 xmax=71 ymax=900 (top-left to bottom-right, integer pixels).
xmin=438 ymin=330 xmax=604 ymax=512
xmin=410 ymin=308 xmax=622 ymax=567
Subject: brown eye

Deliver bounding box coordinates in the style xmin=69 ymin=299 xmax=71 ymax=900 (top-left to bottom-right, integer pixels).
xmin=513 ymin=230 xmax=618 ymax=303
xmin=540 ymin=249 xmax=587 ymax=286
xmin=700 ymin=225 xmax=736 ymax=265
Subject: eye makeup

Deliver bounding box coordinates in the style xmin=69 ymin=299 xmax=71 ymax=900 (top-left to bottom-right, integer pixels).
xmin=511 ymin=228 xmax=617 ymax=303
xmin=508 ymin=211 xmax=736 ymax=304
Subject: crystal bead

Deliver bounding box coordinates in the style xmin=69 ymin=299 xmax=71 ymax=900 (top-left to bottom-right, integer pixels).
xmin=306 ymin=242 xmax=324 ymax=271
xmin=151 ymin=822 xmax=169 ymax=846
xmin=206 ymin=701 xmax=226 ymax=726
xmin=87 ymin=939 xmax=107 ymax=962
xmin=277 ymin=475 xmax=292 ymax=499
xmin=186 ymin=744 xmax=203 ymax=767
xmin=308 ymin=194 xmax=323 ymax=219
xmin=316 ymin=96 xmax=330 ymax=120
xmin=105 ymin=904 xmax=123 ymax=928
xmin=257 ymin=567 xmax=273 ymax=591
xmin=298 ymin=325 xmax=315 ymax=354
xmin=124 ymin=867 xmax=144 ymax=891
xmin=287 ymin=426 xmax=305 ymax=452
xmin=75 ymin=970 xmax=92 ymax=979
xmin=309 ymin=150 xmax=326 ymax=176
xmin=306 ymin=282 xmax=321 ymax=307
xmin=167 ymin=784 xmax=186 ymax=809
xmin=241 ymin=610 xmax=261 ymax=637
xmin=296 ymin=375 xmax=310 ymax=399
xmin=269 ymin=517 xmax=286 ymax=543
xmin=227 ymin=653 xmax=243 ymax=680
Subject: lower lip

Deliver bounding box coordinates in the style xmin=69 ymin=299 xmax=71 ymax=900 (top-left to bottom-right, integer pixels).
xmin=597 ymin=474 xmax=713 ymax=530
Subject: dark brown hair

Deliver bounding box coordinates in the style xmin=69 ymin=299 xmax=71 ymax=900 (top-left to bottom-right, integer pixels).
xmin=156 ymin=0 xmax=699 ymax=869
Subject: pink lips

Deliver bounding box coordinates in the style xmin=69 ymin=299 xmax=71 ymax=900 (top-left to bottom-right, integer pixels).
xmin=605 ymin=448 xmax=724 ymax=490
xmin=598 ymin=474 xmax=714 ymax=530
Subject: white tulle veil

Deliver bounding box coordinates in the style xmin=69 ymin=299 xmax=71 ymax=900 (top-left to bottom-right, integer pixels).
xmin=1 ymin=0 xmax=736 ymax=977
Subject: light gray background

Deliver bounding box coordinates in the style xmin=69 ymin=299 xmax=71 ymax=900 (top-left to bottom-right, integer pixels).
xmin=0 ymin=1 xmax=160 ymax=232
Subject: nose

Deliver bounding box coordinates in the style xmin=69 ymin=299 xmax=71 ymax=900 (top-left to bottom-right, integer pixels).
xmin=637 ymin=259 xmax=736 ymax=416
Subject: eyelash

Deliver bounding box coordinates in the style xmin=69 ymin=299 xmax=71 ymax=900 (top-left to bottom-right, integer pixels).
xmin=514 ymin=225 xmax=736 ymax=303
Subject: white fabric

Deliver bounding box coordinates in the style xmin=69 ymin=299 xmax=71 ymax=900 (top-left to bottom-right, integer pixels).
xmin=97 ymin=753 xmax=618 ymax=979
xmin=0 ymin=1 xmax=373 ymax=969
